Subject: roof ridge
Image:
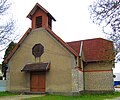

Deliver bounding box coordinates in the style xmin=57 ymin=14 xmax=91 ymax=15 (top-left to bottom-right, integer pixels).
xmin=67 ymin=37 xmax=112 ymax=43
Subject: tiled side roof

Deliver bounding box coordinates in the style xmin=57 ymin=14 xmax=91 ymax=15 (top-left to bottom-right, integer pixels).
xmin=67 ymin=38 xmax=114 ymax=62
xmin=67 ymin=41 xmax=81 ymax=54
xmin=83 ymin=38 xmax=114 ymax=62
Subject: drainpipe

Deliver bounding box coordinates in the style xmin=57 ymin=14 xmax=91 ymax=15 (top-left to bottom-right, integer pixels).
xmin=79 ymin=41 xmax=83 ymax=57
xmin=79 ymin=57 xmax=85 ymax=93
xmin=76 ymin=56 xmax=79 ymax=94
xmin=83 ymin=62 xmax=85 ymax=93
xmin=79 ymin=41 xmax=85 ymax=93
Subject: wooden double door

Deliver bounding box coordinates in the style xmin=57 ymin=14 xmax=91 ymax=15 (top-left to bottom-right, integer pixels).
xmin=30 ymin=72 xmax=45 ymax=92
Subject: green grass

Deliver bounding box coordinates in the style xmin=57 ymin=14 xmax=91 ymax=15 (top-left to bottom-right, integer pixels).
xmin=24 ymin=92 xmax=120 ymax=100
xmin=0 ymin=92 xmax=17 ymax=97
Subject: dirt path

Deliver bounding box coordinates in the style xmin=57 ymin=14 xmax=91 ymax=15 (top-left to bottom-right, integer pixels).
xmin=0 ymin=95 xmax=42 ymax=100
xmin=105 ymin=97 xmax=120 ymax=100
xmin=108 ymin=97 xmax=120 ymax=100
xmin=112 ymin=97 xmax=120 ymax=100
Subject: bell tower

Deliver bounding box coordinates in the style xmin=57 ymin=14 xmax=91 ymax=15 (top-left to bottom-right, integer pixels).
xmin=27 ymin=3 xmax=56 ymax=30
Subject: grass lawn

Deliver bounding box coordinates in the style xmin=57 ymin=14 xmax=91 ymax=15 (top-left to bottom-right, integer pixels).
xmin=24 ymin=92 xmax=120 ymax=100
xmin=0 ymin=92 xmax=17 ymax=97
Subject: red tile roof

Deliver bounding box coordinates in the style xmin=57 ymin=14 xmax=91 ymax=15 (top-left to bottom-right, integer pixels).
xmin=27 ymin=3 xmax=56 ymax=21
xmin=67 ymin=38 xmax=114 ymax=62
xmin=67 ymin=41 xmax=81 ymax=54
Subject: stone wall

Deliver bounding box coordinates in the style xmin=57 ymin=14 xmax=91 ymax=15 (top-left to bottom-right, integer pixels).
xmin=71 ymin=59 xmax=84 ymax=92
xmin=84 ymin=62 xmax=114 ymax=92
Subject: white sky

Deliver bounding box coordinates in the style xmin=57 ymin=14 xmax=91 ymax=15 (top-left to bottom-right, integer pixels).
xmin=0 ymin=0 xmax=120 ymax=73
xmin=12 ymin=0 xmax=105 ymax=42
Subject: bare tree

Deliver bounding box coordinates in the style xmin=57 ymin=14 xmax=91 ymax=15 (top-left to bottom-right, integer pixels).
xmin=89 ymin=0 xmax=120 ymax=61
xmin=0 ymin=0 xmax=15 ymax=52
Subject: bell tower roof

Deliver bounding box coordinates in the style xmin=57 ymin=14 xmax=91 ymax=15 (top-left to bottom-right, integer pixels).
xmin=27 ymin=3 xmax=56 ymax=21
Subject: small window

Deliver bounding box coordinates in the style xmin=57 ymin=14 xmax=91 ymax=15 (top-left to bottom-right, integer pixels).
xmin=36 ymin=16 xmax=42 ymax=28
xmin=48 ymin=17 xmax=52 ymax=29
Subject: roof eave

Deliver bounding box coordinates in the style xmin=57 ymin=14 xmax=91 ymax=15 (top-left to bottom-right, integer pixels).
xmin=4 ymin=28 xmax=32 ymax=63
xmin=83 ymin=59 xmax=113 ymax=63
xmin=45 ymin=27 xmax=78 ymax=57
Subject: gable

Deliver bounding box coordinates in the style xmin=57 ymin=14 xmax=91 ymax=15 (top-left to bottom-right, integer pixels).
xmin=6 ymin=28 xmax=75 ymax=93
xmin=4 ymin=28 xmax=78 ymax=63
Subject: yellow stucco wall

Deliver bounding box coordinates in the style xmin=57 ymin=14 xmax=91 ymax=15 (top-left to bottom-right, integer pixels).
xmin=7 ymin=28 xmax=76 ymax=92
xmin=84 ymin=62 xmax=114 ymax=91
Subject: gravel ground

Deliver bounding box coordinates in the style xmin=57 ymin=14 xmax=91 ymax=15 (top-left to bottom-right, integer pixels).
xmin=105 ymin=97 xmax=120 ymax=100
xmin=0 ymin=95 xmax=42 ymax=100
xmin=113 ymin=97 xmax=120 ymax=100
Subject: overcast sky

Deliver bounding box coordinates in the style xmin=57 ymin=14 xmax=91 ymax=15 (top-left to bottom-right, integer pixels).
xmin=12 ymin=0 xmax=105 ymax=42
xmin=0 ymin=0 xmax=119 ymax=73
